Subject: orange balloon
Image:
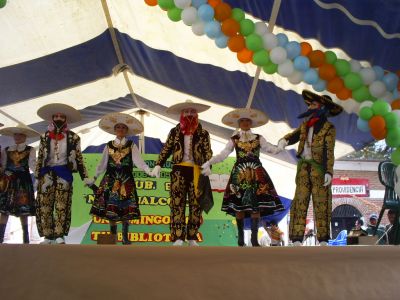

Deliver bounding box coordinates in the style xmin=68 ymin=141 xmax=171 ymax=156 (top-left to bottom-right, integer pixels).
xmin=391 ymin=99 xmax=400 ymax=110
xmin=300 ymin=42 xmax=312 ymax=56
xmin=371 ymin=126 xmax=387 ymax=140
xmin=237 ymin=48 xmax=253 ymax=63
xmin=208 ymin=0 xmax=222 ymax=8
xmin=336 ymin=88 xmax=352 ymax=100
xmin=369 ymin=115 xmax=386 ymax=131
xmin=308 ymin=50 xmax=325 ymax=68
xmin=222 ymin=18 xmax=240 ymax=37
xmin=319 ymin=64 xmax=337 ymax=81
xmin=144 ymin=0 xmax=157 ymax=6
xmin=228 ymin=35 xmax=245 ymax=52
xmin=214 ymin=2 xmax=232 ymax=22
xmin=327 ymin=77 xmax=344 ymax=94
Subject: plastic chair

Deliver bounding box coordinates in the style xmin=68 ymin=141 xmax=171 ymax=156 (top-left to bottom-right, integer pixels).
xmin=375 ymin=161 xmax=400 ymax=242
xmin=328 ymin=230 xmax=347 ymax=246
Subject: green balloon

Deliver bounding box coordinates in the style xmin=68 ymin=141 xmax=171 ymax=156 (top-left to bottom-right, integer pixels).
xmin=263 ymin=62 xmax=278 ymax=74
xmin=0 ymin=0 xmax=6 ymax=9
xmin=231 ymin=8 xmax=245 ymax=22
xmin=334 ymin=59 xmax=351 ymax=77
xmin=245 ymin=33 xmax=263 ymax=52
xmin=325 ymin=51 xmax=337 ymax=64
xmin=384 ymin=112 xmax=399 ymax=129
xmin=386 ymin=128 xmax=400 ymax=148
xmin=344 ymin=72 xmax=363 ymax=91
xmin=253 ymin=50 xmax=270 ymax=66
xmin=371 ymin=100 xmax=391 ymax=116
xmin=359 ymin=107 xmax=373 ymax=120
xmin=158 ymin=0 xmax=174 ymax=10
xmin=352 ymin=86 xmax=371 ymax=103
xmin=167 ymin=7 xmax=182 ymax=22
xmin=239 ymin=19 xmax=255 ymax=36
xmin=391 ymin=148 xmax=400 ymax=165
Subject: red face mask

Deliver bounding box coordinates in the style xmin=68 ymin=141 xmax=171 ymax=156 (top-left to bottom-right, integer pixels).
xmin=180 ymin=109 xmax=198 ymax=135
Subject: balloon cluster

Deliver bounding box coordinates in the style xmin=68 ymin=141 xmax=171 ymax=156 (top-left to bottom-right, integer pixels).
xmin=0 ymin=0 xmax=7 ymax=9
xmin=145 ymin=0 xmax=400 ymax=163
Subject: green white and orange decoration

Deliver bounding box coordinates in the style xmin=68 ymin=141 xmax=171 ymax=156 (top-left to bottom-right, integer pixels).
xmin=145 ymin=0 xmax=400 ymax=165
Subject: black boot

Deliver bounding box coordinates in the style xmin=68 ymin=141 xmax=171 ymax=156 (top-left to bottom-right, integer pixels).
xmin=122 ymin=222 xmax=131 ymax=245
xmin=236 ymin=218 xmax=244 ymax=247
xmin=0 ymin=223 xmax=6 ymax=244
xmin=251 ymin=218 xmax=260 ymax=247
xmin=22 ymin=224 xmax=29 ymax=244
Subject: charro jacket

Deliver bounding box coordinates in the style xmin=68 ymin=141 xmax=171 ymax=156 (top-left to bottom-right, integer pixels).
xmin=34 ymin=130 xmax=89 ymax=180
xmin=156 ymin=123 xmax=212 ymax=167
xmin=283 ymin=119 xmax=336 ymax=175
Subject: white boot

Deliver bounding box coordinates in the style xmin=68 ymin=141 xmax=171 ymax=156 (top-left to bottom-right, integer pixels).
xmin=172 ymin=239 xmax=184 ymax=246
xmin=188 ymin=240 xmax=199 ymax=247
xmin=40 ymin=238 xmax=53 ymax=245
xmin=293 ymin=241 xmax=302 ymax=246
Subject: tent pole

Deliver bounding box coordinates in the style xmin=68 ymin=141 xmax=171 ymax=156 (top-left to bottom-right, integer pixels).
xmin=245 ymin=0 xmax=282 ymax=109
xmin=135 ymin=109 xmax=149 ymax=154
xmin=101 ymin=0 xmax=141 ymax=108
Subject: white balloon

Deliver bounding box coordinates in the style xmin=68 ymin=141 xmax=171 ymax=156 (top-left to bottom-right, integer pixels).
xmin=278 ymin=60 xmax=294 ymax=77
xmin=270 ymin=46 xmax=287 ymax=65
xmin=192 ymin=20 xmax=205 ymax=36
xmin=262 ymin=33 xmax=278 ymax=50
xmin=369 ymin=80 xmax=387 ymax=98
xmin=359 ymin=100 xmax=374 ymax=109
xmin=182 ymin=7 xmax=198 ymax=26
xmin=349 ymin=60 xmax=362 ymax=72
xmin=382 ymin=91 xmax=395 ymax=104
xmin=360 ymin=67 xmax=376 ymax=85
xmin=288 ymin=70 xmax=304 ymax=84
xmin=255 ymin=22 xmax=268 ymax=36
xmin=174 ymin=0 xmax=192 ymax=9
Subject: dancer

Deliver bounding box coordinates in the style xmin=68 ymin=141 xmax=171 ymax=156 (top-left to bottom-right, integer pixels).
xmin=277 ymin=90 xmax=343 ymax=246
xmin=0 ymin=124 xmax=39 ymax=244
xmin=201 ymin=108 xmax=284 ymax=247
xmin=90 ymin=112 xmax=152 ymax=245
xmin=150 ymin=100 xmax=213 ymax=246
xmin=35 ymin=103 xmax=92 ymax=244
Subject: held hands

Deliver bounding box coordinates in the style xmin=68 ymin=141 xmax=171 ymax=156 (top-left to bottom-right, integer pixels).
xmin=150 ymin=165 xmax=161 ymax=178
xmin=83 ymin=177 xmax=96 ymax=187
xmin=277 ymin=139 xmax=288 ymax=152
xmin=323 ymin=173 xmax=332 ymax=187
xmin=201 ymin=161 xmax=211 ymax=176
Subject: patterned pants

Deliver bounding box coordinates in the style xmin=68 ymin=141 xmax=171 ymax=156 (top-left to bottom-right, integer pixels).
xmin=169 ymin=165 xmax=202 ymax=241
xmin=289 ymin=162 xmax=332 ymax=243
xmin=35 ymin=172 xmax=73 ymax=239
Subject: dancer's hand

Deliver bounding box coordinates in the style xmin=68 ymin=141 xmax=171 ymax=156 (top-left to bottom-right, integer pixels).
xmin=83 ymin=177 xmax=95 ymax=187
xmin=277 ymin=139 xmax=288 ymax=151
xmin=323 ymin=173 xmax=332 ymax=186
xmin=201 ymin=161 xmax=211 ymax=176
xmin=150 ymin=165 xmax=161 ymax=178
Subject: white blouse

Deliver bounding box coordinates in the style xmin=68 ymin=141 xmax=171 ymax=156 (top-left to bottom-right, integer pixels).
xmin=209 ymin=130 xmax=277 ymax=165
xmin=1 ymin=143 xmax=36 ymax=172
xmin=94 ymin=137 xmax=150 ymax=178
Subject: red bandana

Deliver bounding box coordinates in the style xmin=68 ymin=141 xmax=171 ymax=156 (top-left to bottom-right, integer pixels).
xmin=49 ymin=131 xmax=65 ymax=140
xmin=180 ymin=113 xmax=199 ymax=135
xmin=306 ymin=117 xmax=320 ymax=128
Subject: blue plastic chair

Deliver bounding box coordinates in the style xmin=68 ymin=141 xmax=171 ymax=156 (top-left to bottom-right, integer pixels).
xmin=328 ymin=230 xmax=347 ymax=246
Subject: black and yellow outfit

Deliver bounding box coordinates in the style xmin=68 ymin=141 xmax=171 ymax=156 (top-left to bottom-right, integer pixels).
xmin=35 ymin=131 xmax=89 ymax=240
xmin=284 ymin=119 xmax=336 ymax=243
xmin=155 ymin=123 xmax=212 ymax=242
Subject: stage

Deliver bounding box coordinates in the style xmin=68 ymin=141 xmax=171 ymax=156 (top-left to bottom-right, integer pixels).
xmin=0 ymin=244 xmax=399 ymax=299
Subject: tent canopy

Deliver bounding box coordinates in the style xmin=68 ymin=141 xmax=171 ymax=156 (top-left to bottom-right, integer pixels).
xmin=1 ymin=0 xmax=399 ymax=164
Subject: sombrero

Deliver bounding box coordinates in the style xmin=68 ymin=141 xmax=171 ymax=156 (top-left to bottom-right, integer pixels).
xmin=302 ymin=90 xmax=343 ymax=117
xmin=222 ymin=108 xmax=269 ymax=128
xmin=0 ymin=124 xmax=40 ymax=137
xmin=37 ymin=103 xmax=82 ymax=123
xmin=166 ymin=99 xmax=210 ymax=115
xmin=99 ymin=112 xmax=143 ymax=136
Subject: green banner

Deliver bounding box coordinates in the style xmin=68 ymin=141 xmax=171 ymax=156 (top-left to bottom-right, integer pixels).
xmin=73 ymin=154 xmax=238 ymax=246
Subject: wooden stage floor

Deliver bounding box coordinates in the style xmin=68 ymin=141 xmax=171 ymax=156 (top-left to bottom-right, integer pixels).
xmin=0 ymin=244 xmax=399 ymax=300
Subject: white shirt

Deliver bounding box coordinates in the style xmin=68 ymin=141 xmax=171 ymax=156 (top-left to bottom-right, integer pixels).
xmin=47 ymin=136 xmax=68 ymax=166
xmin=209 ymin=130 xmax=277 ymax=165
xmin=95 ymin=137 xmax=150 ymax=178
xmin=1 ymin=143 xmax=36 ymax=172
xmin=182 ymin=135 xmax=194 ymax=164
xmin=301 ymin=126 xmax=314 ymax=159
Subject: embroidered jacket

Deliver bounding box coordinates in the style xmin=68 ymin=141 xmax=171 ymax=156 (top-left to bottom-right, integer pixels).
xmin=283 ymin=120 xmax=336 ymax=175
xmin=156 ymin=123 xmax=212 ymax=167
xmin=34 ymin=130 xmax=88 ymax=180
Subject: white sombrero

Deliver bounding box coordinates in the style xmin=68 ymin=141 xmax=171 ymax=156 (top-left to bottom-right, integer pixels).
xmin=37 ymin=103 xmax=82 ymax=123
xmin=99 ymin=112 xmax=144 ymax=136
xmin=0 ymin=124 xmax=40 ymax=137
xmin=166 ymin=99 xmax=210 ymax=115
xmin=222 ymin=108 xmax=269 ymax=128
